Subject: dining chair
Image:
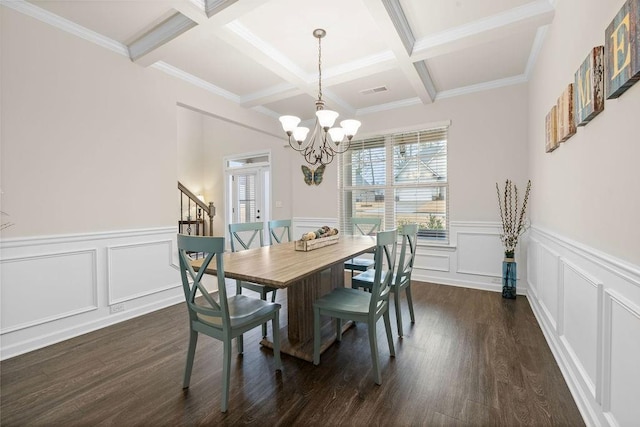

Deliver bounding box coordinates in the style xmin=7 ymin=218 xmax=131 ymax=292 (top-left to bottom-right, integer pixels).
xmin=268 ymin=219 xmax=293 ymax=245
xmin=313 ymin=229 xmax=397 ymax=385
xmin=352 ymin=224 xmax=418 ymax=337
xmin=177 ymin=234 xmax=282 ymax=413
xmin=229 ymin=222 xmax=278 ymax=336
xmin=344 ymin=217 xmax=382 ymax=282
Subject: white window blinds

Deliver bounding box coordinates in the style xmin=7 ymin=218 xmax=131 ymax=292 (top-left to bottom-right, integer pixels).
xmin=339 ymin=126 xmax=449 ymax=242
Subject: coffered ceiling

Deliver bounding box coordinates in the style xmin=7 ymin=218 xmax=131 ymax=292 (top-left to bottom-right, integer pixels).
xmin=12 ymin=0 xmax=556 ymax=121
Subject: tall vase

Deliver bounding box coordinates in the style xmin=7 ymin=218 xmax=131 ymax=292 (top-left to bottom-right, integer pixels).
xmin=502 ymin=258 xmax=517 ymax=299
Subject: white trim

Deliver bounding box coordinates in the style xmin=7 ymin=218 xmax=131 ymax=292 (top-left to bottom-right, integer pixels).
xmin=525 ymin=25 xmax=549 ymax=78
xmin=533 ymin=226 xmax=640 ymax=286
xmin=128 ymin=12 xmax=197 ymax=61
xmin=412 ymin=0 xmax=554 ymax=54
xmin=152 ymin=62 xmax=241 ymax=103
xmin=356 ymin=97 xmax=422 ymax=116
xmin=381 ymin=0 xmax=415 ymax=54
xmin=0 ymin=226 xmax=177 ymax=248
xmin=436 ymin=74 xmax=528 ymax=100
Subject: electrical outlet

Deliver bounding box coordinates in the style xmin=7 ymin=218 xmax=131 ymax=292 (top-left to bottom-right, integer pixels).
xmin=110 ymin=303 xmax=125 ymax=314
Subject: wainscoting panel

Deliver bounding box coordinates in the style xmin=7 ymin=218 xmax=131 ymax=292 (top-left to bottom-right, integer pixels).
xmin=527 ymin=239 xmax=540 ymax=300
xmin=0 ymin=249 xmax=98 ymax=333
xmin=456 ymin=231 xmax=503 ymax=277
xmin=539 ymin=244 xmax=560 ymax=331
xmin=559 ymin=259 xmax=602 ymax=399
xmin=0 ymin=227 xmax=183 ymax=360
xmin=107 ymin=239 xmax=178 ymax=304
xmin=602 ymin=290 xmax=640 ymax=426
xmin=414 ymin=252 xmax=450 ymax=273
xmin=526 ymin=226 xmax=640 ymax=427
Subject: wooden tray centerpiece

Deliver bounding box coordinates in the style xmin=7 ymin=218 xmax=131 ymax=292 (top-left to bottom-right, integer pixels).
xmin=294 ymin=226 xmax=339 ymax=252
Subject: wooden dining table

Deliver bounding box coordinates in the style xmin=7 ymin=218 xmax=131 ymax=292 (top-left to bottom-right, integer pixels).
xmin=193 ymin=235 xmax=376 ymax=362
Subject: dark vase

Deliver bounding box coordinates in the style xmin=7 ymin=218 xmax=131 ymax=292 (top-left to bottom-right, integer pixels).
xmin=502 ymin=259 xmax=517 ymax=299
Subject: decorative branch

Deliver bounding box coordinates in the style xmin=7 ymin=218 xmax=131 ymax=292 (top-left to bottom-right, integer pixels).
xmin=496 ymin=179 xmax=531 ymax=257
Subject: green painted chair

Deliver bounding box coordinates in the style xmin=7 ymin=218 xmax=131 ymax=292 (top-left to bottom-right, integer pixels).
xmin=344 ymin=217 xmax=381 ymax=281
xmin=229 ymin=222 xmax=278 ymax=337
xmin=352 ymin=224 xmax=418 ymax=337
xmin=268 ymin=219 xmax=293 ymax=245
xmin=313 ymin=229 xmax=397 ymax=385
xmin=177 ymin=234 xmax=282 ymax=413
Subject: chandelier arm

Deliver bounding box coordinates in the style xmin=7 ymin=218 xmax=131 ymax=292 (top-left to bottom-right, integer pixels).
xmin=326 ymin=139 xmax=352 ymax=155
xmin=288 ymin=136 xmax=308 ymax=152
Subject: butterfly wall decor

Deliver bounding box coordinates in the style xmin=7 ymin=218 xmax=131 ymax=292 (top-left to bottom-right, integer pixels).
xmin=301 ymin=164 xmax=325 ymax=186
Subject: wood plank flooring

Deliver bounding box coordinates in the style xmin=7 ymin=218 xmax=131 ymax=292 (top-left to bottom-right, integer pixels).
xmin=0 ymin=281 xmax=585 ymax=426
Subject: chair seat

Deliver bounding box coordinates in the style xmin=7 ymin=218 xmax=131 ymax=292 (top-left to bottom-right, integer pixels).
xmin=313 ymin=287 xmax=372 ymax=316
xmin=198 ymin=295 xmax=281 ymax=329
xmin=344 ymin=257 xmax=375 ymax=271
xmin=352 ymin=269 xmax=397 ymax=289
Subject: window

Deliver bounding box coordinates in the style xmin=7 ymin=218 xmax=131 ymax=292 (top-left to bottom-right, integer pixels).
xmin=339 ymin=126 xmax=449 ymax=242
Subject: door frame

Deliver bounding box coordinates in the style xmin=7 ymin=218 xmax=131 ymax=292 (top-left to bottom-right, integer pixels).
xmin=223 ymin=150 xmax=272 ymax=247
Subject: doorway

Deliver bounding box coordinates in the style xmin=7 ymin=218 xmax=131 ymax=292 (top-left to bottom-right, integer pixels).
xmin=225 ymin=151 xmax=271 ymax=247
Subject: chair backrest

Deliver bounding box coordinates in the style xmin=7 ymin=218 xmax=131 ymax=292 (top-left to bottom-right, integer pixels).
xmin=351 ymin=217 xmax=382 ymax=236
xmin=268 ymin=219 xmax=293 ymax=245
xmin=395 ymin=224 xmax=418 ymax=287
xmin=229 ymin=222 xmax=264 ymax=252
xmin=177 ymin=234 xmax=230 ymax=328
xmin=369 ymin=229 xmax=397 ymax=313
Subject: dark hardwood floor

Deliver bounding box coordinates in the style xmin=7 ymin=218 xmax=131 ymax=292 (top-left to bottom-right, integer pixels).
xmin=0 ymin=281 xmax=584 ymax=426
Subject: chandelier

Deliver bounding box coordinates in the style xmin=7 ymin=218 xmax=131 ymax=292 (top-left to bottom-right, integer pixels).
xmin=278 ymin=29 xmax=361 ymax=166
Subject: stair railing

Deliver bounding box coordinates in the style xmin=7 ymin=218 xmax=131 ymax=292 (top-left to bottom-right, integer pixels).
xmin=178 ymin=182 xmax=215 ymax=236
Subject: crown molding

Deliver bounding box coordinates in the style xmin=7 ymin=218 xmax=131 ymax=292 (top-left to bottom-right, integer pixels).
xmin=152 ymin=62 xmax=241 ymax=103
xmin=436 ymin=74 xmax=527 ymax=100
xmin=320 ymin=50 xmax=396 ymax=81
xmin=355 ymin=97 xmax=421 ymax=116
xmin=239 ymin=82 xmax=300 ymax=104
xmin=413 ymin=0 xmax=554 ymax=55
xmin=1 ymin=0 xmax=128 ymax=56
xmin=250 ymin=105 xmax=281 ymax=120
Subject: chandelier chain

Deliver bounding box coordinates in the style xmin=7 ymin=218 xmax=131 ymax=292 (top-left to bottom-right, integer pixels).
xmin=317 ymin=35 xmax=322 ymax=105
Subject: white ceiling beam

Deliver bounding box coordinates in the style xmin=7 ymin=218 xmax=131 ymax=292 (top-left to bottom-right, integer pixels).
xmin=218 ymin=21 xmax=357 ymax=117
xmin=239 ymin=51 xmax=396 ymax=108
xmin=133 ymin=0 xmax=269 ymax=67
xmin=128 ymin=12 xmax=197 ymax=63
xmin=411 ymin=0 xmax=555 ymax=61
xmin=362 ymin=0 xmax=434 ymax=104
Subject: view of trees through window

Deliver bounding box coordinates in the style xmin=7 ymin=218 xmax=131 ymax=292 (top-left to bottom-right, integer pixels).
xmin=340 ymin=126 xmax=448 ymax=241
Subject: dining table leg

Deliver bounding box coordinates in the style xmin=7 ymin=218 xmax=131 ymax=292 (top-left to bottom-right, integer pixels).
xmin=260 ymin=262 xmax=352 ymax=362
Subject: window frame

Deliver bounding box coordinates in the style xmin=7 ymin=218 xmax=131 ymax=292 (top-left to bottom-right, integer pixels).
xmin=339 ymin=124 xmax=450 ymax=244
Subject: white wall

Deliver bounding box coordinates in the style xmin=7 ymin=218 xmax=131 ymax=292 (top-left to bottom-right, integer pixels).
xmin=528 ymin=0 xmax=640 ymax=267
xmin=526 ymin=0 xmax=640 ymax=425
xmin=177 ymin=107 xmax=205 ymax=193
xmin=0 ymin=6 xmax=285 ymax=359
